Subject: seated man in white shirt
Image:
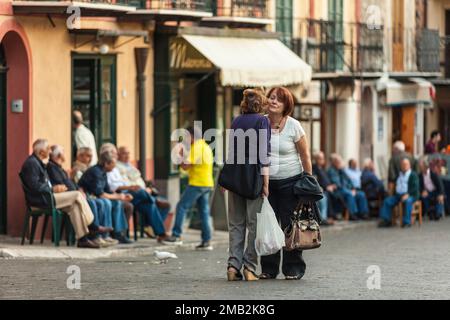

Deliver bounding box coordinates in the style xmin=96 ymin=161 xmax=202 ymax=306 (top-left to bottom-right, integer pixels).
xmin=344 ymin=159 xmax=362 ymax=190
xmin=100 ymin=144 xmax=168 ymax=241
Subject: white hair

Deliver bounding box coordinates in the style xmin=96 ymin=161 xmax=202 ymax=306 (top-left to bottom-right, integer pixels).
xmin=32 ymin=139 xmax=49 ymax=155
xmin=393 ymin=141 xmax=406 ymax=152
xmin=362 ymin=158 xmax=373 ymax=169
xmin=50 ymin=145 xmax=64 ymax=159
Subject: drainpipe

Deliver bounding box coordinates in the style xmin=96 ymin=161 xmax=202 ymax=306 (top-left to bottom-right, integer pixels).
xmin=135 ymin=47 xmax=149 ymax=179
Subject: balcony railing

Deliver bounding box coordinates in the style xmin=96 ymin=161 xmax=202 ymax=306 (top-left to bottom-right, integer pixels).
xmin=292 ymin=19 xmax=384 ymax=74
xmin=213 ymin=0 xmax=269 ymax=19
xmin=117 ymin=0 xmax=213 ymax=11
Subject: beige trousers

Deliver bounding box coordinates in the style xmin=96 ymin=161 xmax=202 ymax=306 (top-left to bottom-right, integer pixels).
xmin=54 ymin=191 xmax=94 ymax=240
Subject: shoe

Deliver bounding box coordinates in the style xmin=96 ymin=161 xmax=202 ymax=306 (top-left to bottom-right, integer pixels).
xmin=144 ymin=226 xmax=156 ymax=239
xmin=97 ymin=226 xmax=114 ymax=234
xmin=92 ymin=238 xmax=109 ymax=248
xmin=243 ymin=267 xmax=259 ymax=281
xmin=259 ymin=273 xmax=277 ymax=280
xmin=103 ymin=237 xmax=119 ymax=246
xmin=360 ymin=215 xmax=370 ymax=220
xmin=378 ymin=221 xmax=392 ymax=228
xmin=117 ymin=235 xmax=134 ymax=244
xmin=77 ymin=239 xmax=100 ymax=249
xmin=349 ymin=215 xmax=359 ymax=221
xmin=227 ymin=266 xmax=243 ymax=281
xmin=402 ymin=223 xmax=411 ymax=228
xmin=160 ymin=235 xmax=183 ymax=245
xmin=196 ymin=241 xmax=213 ymax=251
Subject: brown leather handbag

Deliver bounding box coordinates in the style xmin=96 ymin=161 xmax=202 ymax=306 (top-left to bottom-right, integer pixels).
xmin=284 ymin=202 xmax=322 ymax=251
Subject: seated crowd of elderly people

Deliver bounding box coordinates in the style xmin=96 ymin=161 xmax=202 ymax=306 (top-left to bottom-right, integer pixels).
xmin=313 ymin=140 xmax=446 ymax=228
xmin=20 ymin=139 xmax=170 ymax=249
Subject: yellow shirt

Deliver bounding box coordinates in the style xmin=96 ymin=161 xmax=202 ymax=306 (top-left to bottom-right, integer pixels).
xmin=187 ymin=139 xmax=214 ymax=188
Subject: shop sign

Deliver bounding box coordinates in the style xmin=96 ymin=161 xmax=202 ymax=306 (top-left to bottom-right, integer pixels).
xmin=169 ymin=39 xmax=213 ymax=70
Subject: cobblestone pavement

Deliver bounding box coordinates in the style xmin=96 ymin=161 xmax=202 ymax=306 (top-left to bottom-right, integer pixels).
xmin=1 ymin=219 xmax=450 ymax=300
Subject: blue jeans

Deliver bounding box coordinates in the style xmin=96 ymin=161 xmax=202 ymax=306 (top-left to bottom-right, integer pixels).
xmin=318 ymin=194 xmax=328 ymax=221
xmin=128 ymin=189 xmax=166 ymax=236
xmin=422 ymin=191 xmax=444 ymax=218
xmin=102 ymin=199 xmax=128 ymax=233
xmin=172 ymin=186 xmax=212 ymax=242
xmin=380 ymin=194 xmax=415 ymax=225
xmin=336 ymin=189 xmax=369 ymax=217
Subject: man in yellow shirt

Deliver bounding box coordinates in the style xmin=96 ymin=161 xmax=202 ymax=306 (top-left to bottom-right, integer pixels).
xmin=162 ymin=127 xmax=214 ymax=250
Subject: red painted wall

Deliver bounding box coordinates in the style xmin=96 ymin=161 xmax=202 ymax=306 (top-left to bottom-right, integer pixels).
xmin=0 ymin=19 xmax=32 ymax=237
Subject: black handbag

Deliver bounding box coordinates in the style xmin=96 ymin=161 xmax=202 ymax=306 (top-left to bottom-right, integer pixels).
xmin=218 ymin=163 xmax=263 ymax=200
xmin=293 ymin=172 xmax=324 ymax=202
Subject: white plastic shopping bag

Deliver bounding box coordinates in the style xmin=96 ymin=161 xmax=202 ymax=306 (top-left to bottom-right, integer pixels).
xmin=255 ymin=197 xmax=285 ymax=256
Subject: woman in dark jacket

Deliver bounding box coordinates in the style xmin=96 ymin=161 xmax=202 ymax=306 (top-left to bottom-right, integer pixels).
xmin=419 ymin=157 xmax=445 ymax=220
xmin=225 ymin=89 xmax=271 ymax=281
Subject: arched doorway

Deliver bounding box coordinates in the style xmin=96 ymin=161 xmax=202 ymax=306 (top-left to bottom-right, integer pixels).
xmin=0 ymin=21 xmax=32 ymax=236
xmin=360 ymin=86 xmax=374 ymax=164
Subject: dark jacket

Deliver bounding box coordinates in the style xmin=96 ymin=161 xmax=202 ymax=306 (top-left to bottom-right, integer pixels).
xmin=388 ymin=151 xmax=418 ymax=183
xmin=396 ymin=171 xmax=420 ymax=201
xmin=78 ymin=164 xmax=112 ymax=197
xmin=419 ymin=170 xmax=444 ymax=195
xmin=327 ymin=166 xmax=354 ymax=191
xmin=312 ymin=164 xmax=332 ymax=190
xmin=19 ymin=154 xmax=53 ymax=208
xmin=361 ymin=169 xmax=385 ymax=200
xmin=47 ymin=160 xmax=77 ymax=191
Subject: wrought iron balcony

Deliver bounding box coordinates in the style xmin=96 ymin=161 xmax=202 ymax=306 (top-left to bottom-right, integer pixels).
xmin=117 ymin=0 xmax=213 ymax=11
xmin=291 ymin=19 xmax=384 ymax=74
xmin=212 ymin=0 xmax=269 ymax=19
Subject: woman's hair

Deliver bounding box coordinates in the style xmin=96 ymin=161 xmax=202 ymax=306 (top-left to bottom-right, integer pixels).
xmin=267 ymin=87 xmax=295 ymax=117
xmin=240 ymin=88 xmax=267 ymax=114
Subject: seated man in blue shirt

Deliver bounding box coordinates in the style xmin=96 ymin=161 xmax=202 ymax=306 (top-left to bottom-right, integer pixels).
xmin=328 ymin=154 xmax=369 ymax=220
xmin=78 ymin=151 xmax=133 ymax=244
xmin=344 ymin=159 xmax=362 ymax=190
xmin=378 ymin=158 xmax=420 ymax=228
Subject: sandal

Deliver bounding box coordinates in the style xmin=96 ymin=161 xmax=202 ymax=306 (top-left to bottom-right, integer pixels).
xmin=259 ymin=273 xmax=276 ymax=280
xmin=243 ymin=267 xmax=259 ymax=281
xmin=227 ymin=266 xmax=243 ymax=281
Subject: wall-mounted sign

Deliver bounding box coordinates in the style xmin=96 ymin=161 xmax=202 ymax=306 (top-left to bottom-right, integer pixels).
xmin=169 ymin=38 xmax=213 ymax=71
xmin=11 ymin=99 xmax=23 ymax=113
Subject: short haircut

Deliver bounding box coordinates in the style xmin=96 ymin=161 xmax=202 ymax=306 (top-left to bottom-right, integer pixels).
xmin=186 ymin=126 xmax=203 ymax=140
xmin=77 ymin=147 xmax=92 ymax=157
xmin=32 ymin=139 xmax=49 ymax=155
xmin=362 ymin=158 xmax=372 ymax=169
xmin=240 ymin=88 xmax=266 ymax=114
xmin=50 ymin=145 xmax=63 ymax=159
xmin=393 ymin=140 xmax=406 ymax=152
xmin=98 ymin=150 xmax=115 ymax=166
xmin=72 ymin=111 xmax=83 ymax=126
xmin=267 ymin=87 xmax=295 ymax=117
xmin=431 ymin=130 xmax=440 ymax=139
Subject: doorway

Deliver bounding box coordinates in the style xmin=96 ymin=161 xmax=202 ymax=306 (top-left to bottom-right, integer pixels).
xmin=392 ymin=105 xmax=416 ymax=154
xmin=72 ymin=55 xmax=116 ymax=159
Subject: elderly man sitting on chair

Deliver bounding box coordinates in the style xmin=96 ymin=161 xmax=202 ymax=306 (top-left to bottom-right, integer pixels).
xmin=20 ymin=139 xmax=112 ymax=248
xmin=378 ymin=158 xmax=420 ymax=228
xmin=116 ymin=146 xmax=171 ymax=227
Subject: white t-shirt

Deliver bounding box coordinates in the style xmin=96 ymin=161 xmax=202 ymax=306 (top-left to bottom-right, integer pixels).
xmin=74 ymin=124 xmax=98 ymax=166
xmin=269 ymin=116 xmax=305 ymax=180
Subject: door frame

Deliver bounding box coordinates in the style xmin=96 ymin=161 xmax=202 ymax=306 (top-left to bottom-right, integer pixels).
xmin=71 ymin=54 xmax=117 ymax=152
xmin=0 ymin=66 xmax=6 ymax=234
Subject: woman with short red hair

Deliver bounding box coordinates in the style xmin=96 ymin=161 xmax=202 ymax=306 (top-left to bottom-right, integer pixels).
xmin=260 ymin=87 xmax=313 ymax=280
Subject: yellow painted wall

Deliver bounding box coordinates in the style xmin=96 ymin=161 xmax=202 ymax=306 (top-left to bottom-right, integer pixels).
xmin=14 ymin=16 xmax=154 ymax=173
